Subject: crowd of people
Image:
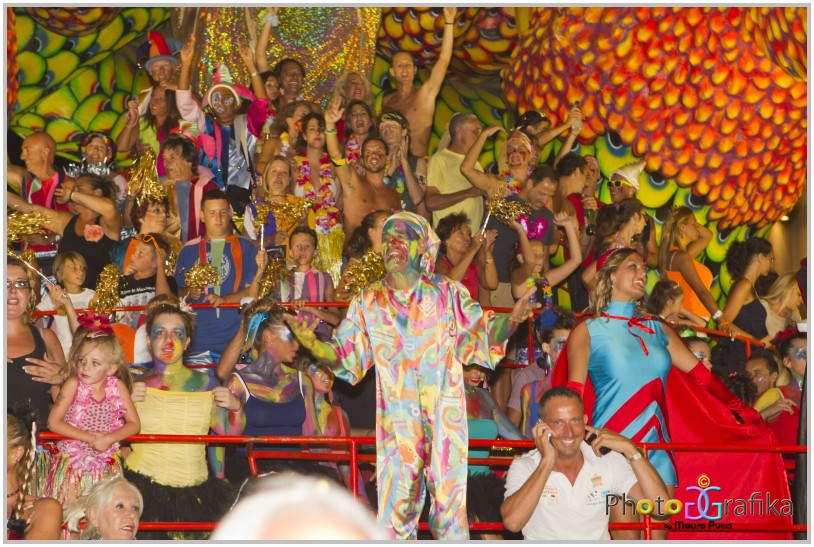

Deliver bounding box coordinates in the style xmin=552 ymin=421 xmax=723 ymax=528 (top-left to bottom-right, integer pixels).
xmin=6 ymin=9 xmax=807 ymax=541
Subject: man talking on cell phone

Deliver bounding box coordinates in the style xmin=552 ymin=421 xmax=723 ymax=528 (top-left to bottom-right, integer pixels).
xmin=501 ymin=387 xmax=670 ymax=540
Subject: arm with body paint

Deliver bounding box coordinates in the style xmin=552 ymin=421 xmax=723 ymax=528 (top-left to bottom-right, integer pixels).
xmin=284 ymin=296 xmax=374 ymax=385
xmin=210 ymin=375 xmax=248 ymax=479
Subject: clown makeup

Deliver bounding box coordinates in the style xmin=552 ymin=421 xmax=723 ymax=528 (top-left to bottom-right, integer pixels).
xmin=150 ymin=318 xmax=188 ymax=364
xmin=210 ymin=88 xmax=237 ymax=121
xmin=382 ymin=220 xmax=421 ymax=276
xmin=307 ymin=364 xmax=334 ymax=395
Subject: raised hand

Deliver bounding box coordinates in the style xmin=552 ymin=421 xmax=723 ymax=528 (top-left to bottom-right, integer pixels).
xmin=180 ymin=35 xmax=197 ymax=66
xmin=531 ymin=420 xmax=557 ymax=467
xmin=482 ymin=126 xmax=504 ymax=139
xmin=238 ymin=42 xmax=255 ymax=69
xmin=442 ymin=6 xmax=457 ymax=23
xmin=126 ymin=99 xmax=139 ymax=128
xmin=324 ymin=99 xmax=344 ymax=127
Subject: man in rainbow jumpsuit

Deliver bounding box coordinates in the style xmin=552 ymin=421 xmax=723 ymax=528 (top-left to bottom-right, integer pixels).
xmin=287 ymin=211 xmax=536 ymax=539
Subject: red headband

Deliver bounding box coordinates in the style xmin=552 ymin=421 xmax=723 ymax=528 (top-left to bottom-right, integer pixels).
xmin=596 ymin=246 xmax=635 ymax=272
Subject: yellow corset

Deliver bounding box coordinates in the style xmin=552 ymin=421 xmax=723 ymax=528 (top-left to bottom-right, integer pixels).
xmin=124 ymin=388 xmax=213 ymax=487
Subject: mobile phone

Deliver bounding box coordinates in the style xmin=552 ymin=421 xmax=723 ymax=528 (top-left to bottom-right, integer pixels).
xmin=585 ymin=431 xmax=611 ymax=455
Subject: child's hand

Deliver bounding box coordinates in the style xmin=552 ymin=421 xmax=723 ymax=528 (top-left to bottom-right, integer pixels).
xmin=132 ymin=382 xmax=147 ymax=403
xmin=255 ymin=250 xmax=268 ymax=272
xmin=46 ymin=282 xmax=72 ymax=309
xmin=483 ymin=228 xmax=498 ymax=251
xmin=90 ymin=433 xmax=114 ymax=453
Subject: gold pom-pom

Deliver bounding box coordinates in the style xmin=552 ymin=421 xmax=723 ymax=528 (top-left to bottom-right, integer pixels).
xmin=184 ymin=263 xmax=219 ymax=293
xmin=487 ymin=197 xmax=532 ymax=226
xmin=92 ymin=264 xmax=121 ymax=314
xmin=127 ymin=149 xmax=165 ymax=206
xmin=342 ymin=248 xmax=385 ymax=296
xmin=7 ymin=211 xmax=49 ymax=247
xmin=269 ymin=198 xmax=312 ymax=228
xmin=258 ymin=257 xmax=290 ymax=300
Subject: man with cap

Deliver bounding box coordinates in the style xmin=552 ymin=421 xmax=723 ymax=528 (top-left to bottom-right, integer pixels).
xmin=136 ymin=31 xmax=181 ymax=116
xmin=176 ymin=35 xmax=265 ymax=214
xmin=607 ymin=159 xmax=657 ymax=267
xmin=285 ymin=211 xmax=538 ymax=539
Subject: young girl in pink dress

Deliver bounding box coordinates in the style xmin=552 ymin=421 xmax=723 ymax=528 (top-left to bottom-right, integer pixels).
xmin=42 ymin=321 xmax=140 ymax=508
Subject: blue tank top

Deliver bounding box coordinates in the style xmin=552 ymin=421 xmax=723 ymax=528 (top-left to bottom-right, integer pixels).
xmin=235 ymin=373 xmax=306 ymax=454
xmin=587 ymin=301 xmax=676 ymax=485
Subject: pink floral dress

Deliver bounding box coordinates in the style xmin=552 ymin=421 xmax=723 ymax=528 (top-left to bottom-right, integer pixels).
xmin=40 ymin=375 xmax=126 ymax=507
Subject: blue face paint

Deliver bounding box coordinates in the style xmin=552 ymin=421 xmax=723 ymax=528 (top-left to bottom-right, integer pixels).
xmin=151 ymin=324 xmax=187 ymax=342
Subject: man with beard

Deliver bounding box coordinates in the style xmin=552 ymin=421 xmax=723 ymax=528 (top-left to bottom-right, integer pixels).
xmin=324 ymin=106 xmax=402 ymax=236
xmin=285 ymin=211 xmax=538 ymax=539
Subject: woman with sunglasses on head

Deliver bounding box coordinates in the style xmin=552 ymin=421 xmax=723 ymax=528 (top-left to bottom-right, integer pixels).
xmin=123 ymin=295 xmax=238 ymax=539
xmin=110 ymin=196 xmax=182 ymax=275
xmin=7 ymin=257 xmax=67 ymax=430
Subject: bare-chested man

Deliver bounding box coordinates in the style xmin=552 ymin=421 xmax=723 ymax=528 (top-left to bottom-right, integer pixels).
xmin=324 ymin=106 xmax=401 ymax=235
xmin=381 ymin=6 xmax=456 ymax=163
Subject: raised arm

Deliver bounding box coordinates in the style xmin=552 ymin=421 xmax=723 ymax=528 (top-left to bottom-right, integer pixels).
xmin=324 ymin=101 xmax=354 ymax=191
xmin=476 ymin=229 xmax=499 ymax=291
xmin=424 ymin=7 xmax=456 ymax=97
xmin=460 ymin=126 xmax=504 ymax=195
xmin=565 ymin=321 xmax=590 ymax=393
xmin=552 ymin=107 xmax=583 ymax=168
xmin=239 ymin=42 xmax=265 ymax=99
xmin=398 ymin=134 xmax=426 ymax=209
xmin=55 ymin=182 xmax=121 ymax=239
xmin=255 ymin=7 xmax=279 ymax=73
xmin=546 ymin=214 xmax=582 ymax=286
xmin=116 ymin=99 xmax=141 ymax=153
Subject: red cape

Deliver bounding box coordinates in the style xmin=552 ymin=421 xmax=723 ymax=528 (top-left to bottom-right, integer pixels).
xmin=552 ymin=322 xmax=793 ymax=539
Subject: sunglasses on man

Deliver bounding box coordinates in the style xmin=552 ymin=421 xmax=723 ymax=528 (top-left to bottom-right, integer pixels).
xmin=609 ymin=178 xmax=635 ymax=188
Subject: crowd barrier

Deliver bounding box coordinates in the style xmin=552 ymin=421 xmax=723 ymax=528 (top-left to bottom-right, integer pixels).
xmin=37 ymin=432 xmax=806 ymax=538
xmin=31 ymin=300 xmax=771 ymax=367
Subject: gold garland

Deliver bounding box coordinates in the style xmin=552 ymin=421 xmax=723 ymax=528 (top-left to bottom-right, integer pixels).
xmin=487 ymin=197 xmax=532 ymax=226
xmin=127 ymin=149 xmax=165 ymax=206
xmin=7 ymin=211 xmax=49 ymax=248
xmin=342 ymin=248 xmax=385 ymax=296
xmin=184 ymin=263 xmax=219 ymax=293
xmin=92 ymin=264 xmax=121 ymax=314
xmin=258 ymin=257 xmax=290 ymax=300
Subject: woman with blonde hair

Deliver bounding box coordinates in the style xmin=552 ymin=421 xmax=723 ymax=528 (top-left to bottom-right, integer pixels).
xmin=761 ymin=273 xmax=803 ymax=338
xmin=64 ymin=475 xmax=143 ymax=540
xmin=657 ymin=206 xmax=720 ymax=322
xmin=562 ymin=247 xmax=763 ymax=489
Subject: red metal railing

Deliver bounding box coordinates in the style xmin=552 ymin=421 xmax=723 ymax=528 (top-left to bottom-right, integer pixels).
xmin=38 ymin=432 xmax=806 ymax=537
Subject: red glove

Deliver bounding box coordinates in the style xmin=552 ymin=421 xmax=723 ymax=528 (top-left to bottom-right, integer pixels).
xmin=565 ymin=380 xmax=585 ymax=399
xmin=688 ymin=362 xmax=763 ymax=426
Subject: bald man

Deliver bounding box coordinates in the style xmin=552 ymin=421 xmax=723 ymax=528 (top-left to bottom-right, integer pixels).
xmin=8 ymin=131 xmax=72 ymax=211
xmin=381 ymin=7 xmax=456 ymax=162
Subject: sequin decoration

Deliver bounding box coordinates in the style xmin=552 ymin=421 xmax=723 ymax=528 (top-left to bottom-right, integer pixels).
xmin=182 ymin=8 xmax=381 ymax=108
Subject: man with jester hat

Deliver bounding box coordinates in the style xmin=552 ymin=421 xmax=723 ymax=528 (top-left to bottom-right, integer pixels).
xmin=286 ymin=211 xmax=538 ymax=539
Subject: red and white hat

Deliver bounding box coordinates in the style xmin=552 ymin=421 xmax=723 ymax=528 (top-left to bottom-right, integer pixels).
xmin=205 ymin=64 xmax=255 ymax=106
xmin=144 ymin=31 xmax=178 ymax=71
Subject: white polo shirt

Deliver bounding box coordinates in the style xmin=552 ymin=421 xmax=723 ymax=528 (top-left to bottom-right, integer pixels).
xmin=504 ymin=442 xmax=638 ymax=540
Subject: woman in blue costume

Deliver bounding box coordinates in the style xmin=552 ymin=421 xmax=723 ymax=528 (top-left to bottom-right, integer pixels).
xmin=563 ymin=248 xmax=763 ymax=487
xmin=463 ymin=364 xmax=522 ymax=539
xmin=558 ymin=247 xmax=790 ymax=539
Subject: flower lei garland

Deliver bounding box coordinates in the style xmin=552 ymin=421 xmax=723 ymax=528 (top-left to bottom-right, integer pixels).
xmin=294 ymin=153 xmax=340 ymax=234
xmin=345 ymin=135 xmax=361 ymax=165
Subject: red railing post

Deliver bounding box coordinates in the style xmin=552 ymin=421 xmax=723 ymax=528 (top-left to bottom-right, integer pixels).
xmin=527 ymin=314 xmax=535 ymax=366
xmin=642 ymin=444 xmax=652 ymax=540
xmin=350 ymin=438 xmax=359 ymax=498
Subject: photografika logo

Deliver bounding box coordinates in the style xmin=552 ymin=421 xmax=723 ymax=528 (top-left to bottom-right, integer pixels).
xmin=606 ymin=474 xmax=793 ymax=530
